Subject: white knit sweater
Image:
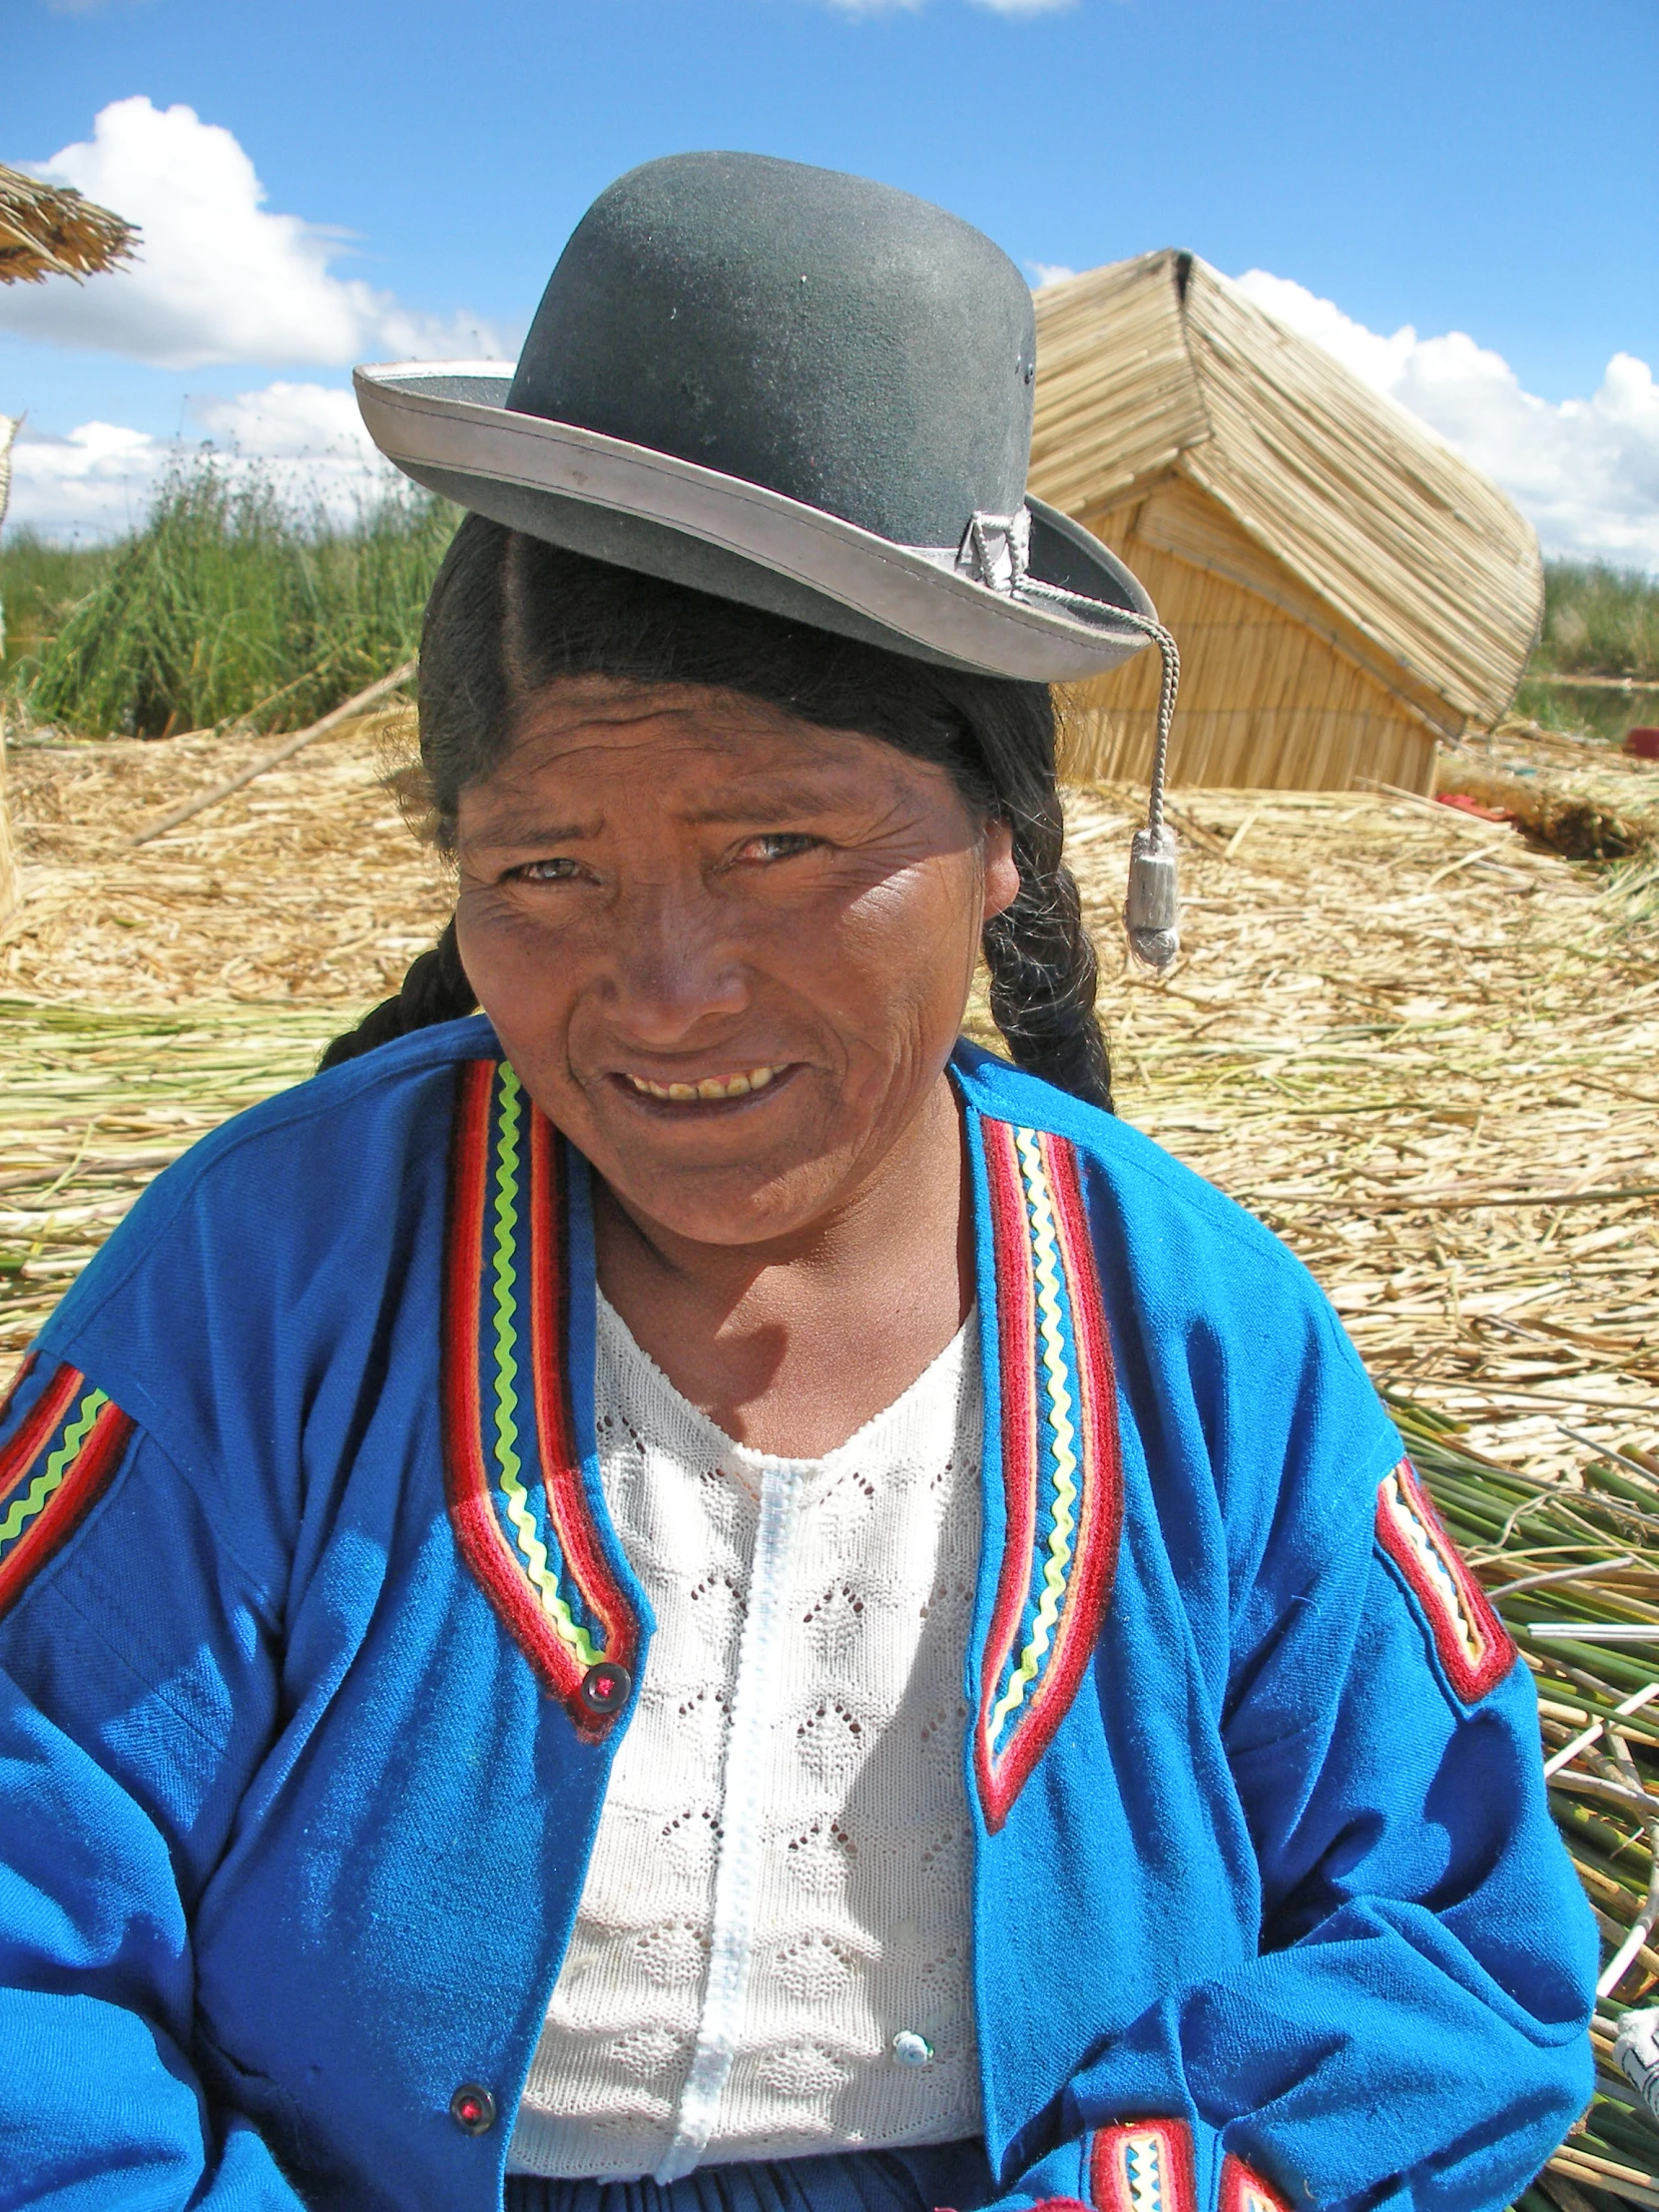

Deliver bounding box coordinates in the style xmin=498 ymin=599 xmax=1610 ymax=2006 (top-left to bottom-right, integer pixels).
xmin=507 ymin=1292 xmax=985 ymax=2181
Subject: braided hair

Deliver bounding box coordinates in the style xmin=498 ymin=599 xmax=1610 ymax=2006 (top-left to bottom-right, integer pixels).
xmin=323 ymin=516 xmax=1111 ymax=1109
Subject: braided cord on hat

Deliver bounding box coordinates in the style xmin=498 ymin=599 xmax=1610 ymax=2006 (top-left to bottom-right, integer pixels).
xmin=1005 ymin=548 xmax=1183 ymax=972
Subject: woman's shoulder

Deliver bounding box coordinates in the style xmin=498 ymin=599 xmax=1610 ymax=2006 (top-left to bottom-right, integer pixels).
xmin=31 ymin=1016 xmax=503 ymax=1431
xmin=73 ymin=1011 xmax=497 ymax=1254
xmin=954 ymin=1039 xmax=1312 ymax=1284
xmin=953 ymin=1041 xmax=1389 ymax=1485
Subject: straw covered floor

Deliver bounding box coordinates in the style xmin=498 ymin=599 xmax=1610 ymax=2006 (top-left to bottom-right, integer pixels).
xmin=2 ymin=708 xmax=1659 ymax=2207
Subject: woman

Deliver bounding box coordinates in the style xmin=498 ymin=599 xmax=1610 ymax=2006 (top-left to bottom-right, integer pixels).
xmin=0 ymin=154 xmax=1594 ymax=2212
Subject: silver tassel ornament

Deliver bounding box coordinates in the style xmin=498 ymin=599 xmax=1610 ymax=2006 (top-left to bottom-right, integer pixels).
xmin=1126 ymin=822 xmax=1180 ymax=969
xmin=1115 ymin=614 xmax=1183 ymax=972
xmin=956 ymin=510 xmax=1183 ymax=973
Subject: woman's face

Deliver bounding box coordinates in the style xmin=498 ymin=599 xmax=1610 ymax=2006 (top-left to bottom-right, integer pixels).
xmin=453 ymin=675 xmax=1018 ymax=1251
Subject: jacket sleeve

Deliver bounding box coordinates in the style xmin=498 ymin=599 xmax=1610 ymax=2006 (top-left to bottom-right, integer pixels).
xmin=1026 ymin=1452 xmax=1598 ymax=2212
xmin=0 ymin=1355 xmax=304 ymax=2208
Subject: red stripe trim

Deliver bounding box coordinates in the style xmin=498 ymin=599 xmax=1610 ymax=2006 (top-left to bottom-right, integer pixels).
xmin=1377 ymin=1457 xmax=1513 ymax=1703
xmin=975 ymin=1117 xmax=1042 ymax=1831
xmin=1219 ymin=2155 xmax=1293 ymax=2212
xmin=989 ymin=1135 xmax=1122 ymax=1811
xmin=1089 ymin=2121 xmax=1197 ymax=2212
xmin=0 ymin=1362 xmax=83 ymax=1510
xmin=441 ymin=1062 xmax=586 ymax=1707
xmin=527 ymin=1111 xmax=635 ymax=1679
xmin=0 ymin=1397 xmax=135 ymax=1621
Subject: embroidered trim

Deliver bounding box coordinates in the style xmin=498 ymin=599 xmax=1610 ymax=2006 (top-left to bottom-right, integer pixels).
xmin=1218 ymin=2155 xmax=1293 ymax=2212
xmin=443 ymin=1059 xmax=640 ymax=1735
xmin=1377 ymin=1455 xmax=1513 ymax=1703
xmin=1089 ymin=2122 xmax=1198 ymax=2212
xmin=0 ymin=1360 xmax=134 ymax=1621
xmin=975 ymin=1118 xmax=1123 ymax=1832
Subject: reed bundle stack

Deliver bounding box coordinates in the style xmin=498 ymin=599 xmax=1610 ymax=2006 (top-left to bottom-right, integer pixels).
xmin=1031 ymin=252 xmax=1542 ymax=795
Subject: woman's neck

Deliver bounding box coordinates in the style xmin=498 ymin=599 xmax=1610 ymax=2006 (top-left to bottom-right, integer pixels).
xmin=592 ymin=1076 xmax=973 ymax=1457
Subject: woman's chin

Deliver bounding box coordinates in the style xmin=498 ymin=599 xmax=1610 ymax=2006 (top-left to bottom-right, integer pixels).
xmin=593 ymin=1122 xmax=862 ymax=1253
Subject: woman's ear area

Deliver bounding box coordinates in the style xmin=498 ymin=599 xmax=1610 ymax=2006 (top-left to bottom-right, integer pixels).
xmin=980 ymin=817 xmax=1020 ymax=924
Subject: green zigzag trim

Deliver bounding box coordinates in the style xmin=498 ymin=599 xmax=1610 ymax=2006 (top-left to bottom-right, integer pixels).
xmin=487 ymin=1065 xmax=599 ymax=1669
xmin=0 ymin=1387 xmax=110 ymax=1549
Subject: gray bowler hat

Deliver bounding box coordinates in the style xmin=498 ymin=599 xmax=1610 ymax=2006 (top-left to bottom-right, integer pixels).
xmin=354 ymin=151 xmax=1160 ymax=686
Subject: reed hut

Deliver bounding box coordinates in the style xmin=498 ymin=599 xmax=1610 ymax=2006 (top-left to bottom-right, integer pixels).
xmin=1030 ymin=251 xmax=1541 ymax=794
xmin=0 ymin=164 xmax=139 ymax=924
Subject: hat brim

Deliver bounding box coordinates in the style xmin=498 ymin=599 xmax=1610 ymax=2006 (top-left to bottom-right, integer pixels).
xmin=355 ymin=362 xmax=1156 ymax=684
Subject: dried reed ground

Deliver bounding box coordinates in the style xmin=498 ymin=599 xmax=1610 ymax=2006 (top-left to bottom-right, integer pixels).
xmin=8 ymin=708 xmax=1652 ymax=1484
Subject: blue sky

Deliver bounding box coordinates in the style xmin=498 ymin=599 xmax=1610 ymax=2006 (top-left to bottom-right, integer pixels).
xmin=3 ymin=0 xmax=1657 ymax=559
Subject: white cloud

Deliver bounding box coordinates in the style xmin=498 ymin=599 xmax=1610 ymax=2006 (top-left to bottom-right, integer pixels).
xmin=3 ymin=380 xmax=404 ymax=539
xmin=1028 ymin=262 xmax=1079 ymax=290
xmin=0 ymin=97 xmax=506 ymax=371
xmin=190 ymin=380 xmax=375 ymax=460
xmin=1232 ymin=269 xmax=1659 ymax=572
xmin=3 ymin=419 xmax=163 ymax=540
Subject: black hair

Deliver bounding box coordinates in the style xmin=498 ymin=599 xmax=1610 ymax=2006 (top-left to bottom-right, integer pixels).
xmin=322 ymin=515 xmax=1110 ymax=1109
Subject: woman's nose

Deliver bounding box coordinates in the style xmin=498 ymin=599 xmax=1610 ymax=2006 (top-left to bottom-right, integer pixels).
xmin=603 ymin=885 xmax=748 ymax=1041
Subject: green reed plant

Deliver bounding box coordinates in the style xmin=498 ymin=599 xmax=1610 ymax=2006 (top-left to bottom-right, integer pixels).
xmin=1535 ymin=562 xmax=1659 ymax=683
xmin=0 ymin=531 xmax=117 ymax=678
xmin=7 ymin=461 xmax=457 ymax=739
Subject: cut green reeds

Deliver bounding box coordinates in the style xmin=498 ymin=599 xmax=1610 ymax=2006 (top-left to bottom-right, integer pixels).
xmin=1399 ymin=1400 xmax=1659 ymax=2210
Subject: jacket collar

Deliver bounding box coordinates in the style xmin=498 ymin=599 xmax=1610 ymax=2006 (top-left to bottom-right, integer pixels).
xmin=438 ymin=1049 xmax=1124 ymax=1831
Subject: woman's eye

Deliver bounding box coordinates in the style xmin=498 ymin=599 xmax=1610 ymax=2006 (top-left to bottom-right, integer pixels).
xmin=738 ymin=832 xmax=821 ymax=864
xmin=513 ymin=856 xmax=583 ymax=883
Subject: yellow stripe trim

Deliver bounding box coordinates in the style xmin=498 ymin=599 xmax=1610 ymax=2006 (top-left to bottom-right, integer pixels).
xmin=488 ymin=1065 xmax=599 ymax=1667
xmin=988 ymin=1128 xmax=1079 ymax=1746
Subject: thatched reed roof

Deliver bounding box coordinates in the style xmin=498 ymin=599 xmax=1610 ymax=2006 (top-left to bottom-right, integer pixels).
xmin=0 ymin=162 xmax=138 ymax=285
xmin=1029 ymin=250 xmax=1541 ymax=732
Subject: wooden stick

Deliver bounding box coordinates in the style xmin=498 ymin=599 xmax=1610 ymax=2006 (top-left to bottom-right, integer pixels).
xmin=164 ymin=663 xmax=334 ymax=749
xmin=125 ymin=661 xmax=417 ymax=850
xmin=1529 ymin=671 xmax=1659 ymax=693
xmin=1254 ymin=1181 xmax=1659 ymax=1215
xmin=1423 ymin=835 xmax=1517 ymax=891
xmin=1351 ymin=776 xmax=1511 ymax=836
xmin=1549 ymin=2150 xmax=1659 ymax=2211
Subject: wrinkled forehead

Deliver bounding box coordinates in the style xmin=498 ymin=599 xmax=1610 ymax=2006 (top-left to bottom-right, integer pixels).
xmin=460 ymin=674 xmax=953 ymax=827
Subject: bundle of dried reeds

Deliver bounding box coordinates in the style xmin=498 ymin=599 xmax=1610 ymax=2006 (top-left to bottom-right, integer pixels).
xmin=0 ymin=162 xmax=138 ymax=285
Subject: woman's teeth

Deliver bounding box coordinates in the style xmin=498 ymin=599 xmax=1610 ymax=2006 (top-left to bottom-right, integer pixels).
xmin=626 ymin=1064 xmax=780 ymax=1103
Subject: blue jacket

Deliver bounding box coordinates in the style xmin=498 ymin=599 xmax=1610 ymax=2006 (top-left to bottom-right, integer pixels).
xmin=0 ymin=1020 xmax=1596 ymax=2212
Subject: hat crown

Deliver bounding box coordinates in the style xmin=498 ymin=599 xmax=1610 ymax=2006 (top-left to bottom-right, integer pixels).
xmin=507 ymin=151 xmax=1035 ymax=550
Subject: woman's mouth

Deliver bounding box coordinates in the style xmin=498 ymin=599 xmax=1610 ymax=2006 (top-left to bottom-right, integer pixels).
xmin=622 ymin=1062 xmax=784 ymax=1104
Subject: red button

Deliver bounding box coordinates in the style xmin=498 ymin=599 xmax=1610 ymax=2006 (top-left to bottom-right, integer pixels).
xmin=580 ymin=1660 xmax=631 ymax=1716
xmin=449 ymin=2083 xmax=496 ymax=2135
